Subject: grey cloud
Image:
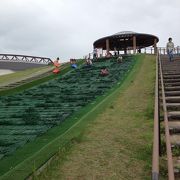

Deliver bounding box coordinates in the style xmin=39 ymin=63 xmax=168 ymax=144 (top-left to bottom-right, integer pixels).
xmin=0 ymin=0 xmax=179 ymax=61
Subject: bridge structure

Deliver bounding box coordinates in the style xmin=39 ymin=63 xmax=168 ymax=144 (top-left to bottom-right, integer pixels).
xmin=0 ymin=54 xmax=52 ymax=65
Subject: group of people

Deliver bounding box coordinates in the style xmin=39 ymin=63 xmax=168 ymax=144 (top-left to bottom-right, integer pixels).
xmin=53 ymin=53 xmax=124 ymax=76
xmin=53 ymin=37 xmax=178 ymax=75
xmin=54 ymin=37 xmax=180 ymax=74
xmin=52 ymin=57 xmax=78 ymax=74
xmin=85 ymin=56 xmax=111 ymax=76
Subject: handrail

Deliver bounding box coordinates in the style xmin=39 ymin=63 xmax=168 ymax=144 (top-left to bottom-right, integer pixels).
xmin=159 ymin=54 xmax=175 ymax=180
xmin=152 ymin=53 xmax=160 ymax=180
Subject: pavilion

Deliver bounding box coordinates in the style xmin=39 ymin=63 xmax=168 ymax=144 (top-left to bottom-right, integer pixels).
xmin=93 ymin=31 xmax=159 ymax=55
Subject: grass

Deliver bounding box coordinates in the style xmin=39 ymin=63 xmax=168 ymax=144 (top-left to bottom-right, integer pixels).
xmin=0 ymin=60 xmax=83 ymax=96
xmin=34 ymin=54 xmax=156 ymax=180
xmin=0 ymin=58 xmax=133 ymax=159
xmin=0 ymin=65 xmax=53 ymax=85
xmin=0 ymin=57 xmax=136 ymax=180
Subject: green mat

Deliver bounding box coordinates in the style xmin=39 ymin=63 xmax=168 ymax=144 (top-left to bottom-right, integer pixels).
xmin=0 ymin=57 xmax=134 ymax=160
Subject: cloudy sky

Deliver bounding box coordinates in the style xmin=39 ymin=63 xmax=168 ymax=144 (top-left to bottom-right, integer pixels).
xmin=0 ymin=0 xmax=179 ymax=61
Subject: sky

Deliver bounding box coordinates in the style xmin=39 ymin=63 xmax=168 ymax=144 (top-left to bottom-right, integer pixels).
xmin=0 ymin=0 xmax=179 ymax=61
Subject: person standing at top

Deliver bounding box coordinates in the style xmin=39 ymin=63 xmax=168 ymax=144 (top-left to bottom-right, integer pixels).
xmin=166 ymin=37 xmax=174 ymax=61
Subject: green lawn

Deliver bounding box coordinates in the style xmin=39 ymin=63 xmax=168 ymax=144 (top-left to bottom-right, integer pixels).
xmin=0 ymin=62 xmax=73 ymax=96
xmin=0 ymin=65 xmax=53 ymax=86
xmin=36 ymin=54 xmax=156 ymax=180
xmin=0 ymin=57 xmax=134 ymax=180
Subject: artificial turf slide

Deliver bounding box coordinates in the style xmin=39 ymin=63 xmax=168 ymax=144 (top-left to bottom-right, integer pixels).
xmin=38 ymin=54 xmax=155 ymax=179
xmin=0 ymin=57 xmax=134 ymax=159
xmin=0 ymin=55 xmax=139 ymax=180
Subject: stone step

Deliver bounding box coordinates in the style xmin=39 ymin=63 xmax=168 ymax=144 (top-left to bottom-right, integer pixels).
xmin=164 ymin=79 xmax=180 ymax=83
xmin=173 ymin=157 xmax=180 ymax=178
xmin=163 ymin=70 xmax=180 ymax=73
xmin=165 ymin=91 xmax=180 ymax=96
xmin=164 ymin=75 xmax=180 ymax=79
xmin=162 ymin=64 xmax=180 ymax=67
xmin=168 ymin=111 xmax=180 ymax=120
xmin=169 ymin=121 xmax=180 ymax=134
xmin=170 ymin=135 xmax=180 ymax=146
xmin=164 ymin=82 xmax=180 ymax=87
xmin=165 ymin=86 xmax=180 ymax=91
xmin=166 ymin=97 xmax=180 ymax=103
xmin=163 ymin=72 xmax=180 ymax=76
xmin=167 ymin=103 xmax=180 ymax=111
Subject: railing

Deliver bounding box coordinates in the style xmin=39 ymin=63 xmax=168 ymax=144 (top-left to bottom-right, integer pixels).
xmin=0 ymin=54 xmax=52 ymax=64
xmin=158 ymin=47 xmax=180 ymax=55
xmin=159 ymin=54 xmax=175 ymax=180
xmin=85 ymin=47 xmax=180 ymax=59
xmin=152 ymin=53 xmax=160 ymax=180
xmin=152 ymin=53 xmax=175 ymax=180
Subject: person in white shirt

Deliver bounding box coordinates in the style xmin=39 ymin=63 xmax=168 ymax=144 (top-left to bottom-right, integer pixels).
xmin=166 ymin=37 xmax=174 ymax=61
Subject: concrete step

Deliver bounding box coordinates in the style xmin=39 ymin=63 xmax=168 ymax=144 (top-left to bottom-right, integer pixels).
xmin=163 ymin=70 xmax=180 ymax=74
xmin=164 ymin=75 xmax=180 ymax=79
xmin=164 ymin=79 xmax=180 ymax=83
xmin=168 ymin=111 xmax=180 ymax=120
xmin=169 ymin=121 xmax=180 ymax=134
xmin=170 ymin=135 xmax=180 ymax=146
xmin=166 ymin=97 xmax=180 ymax=103
xmin=167 ymin=103 xmax=180 ymax=111
xmin=173 ymin=157 xmax=180 ymax=178
xmin=164 ymin=82 xmax=180 ymax=87
xmin=165 ymin=86 xmax=180 ymax=91
xmin=162 ymin=63 xmax=180 ymax=66
xmin=165 ymin=91 xmax=180 ymax=96
xmin=163 ymin=72 xmax=180 ymax=76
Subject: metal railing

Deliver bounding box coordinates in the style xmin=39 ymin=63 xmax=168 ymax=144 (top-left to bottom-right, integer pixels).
xmin=152 ymin=53 xmax=160 ymax=180
xmin=152 ymin=53 xmax=175 ymax=180
xmin=86 ymin=47 xmax=180 ymax=59
xmin=0 ymin=54 xmax=52 ymax=64
xmin=159 ymin=54 xmax=175 ymax=180
xmin=158 ymin=47 xmax=180 ymax=55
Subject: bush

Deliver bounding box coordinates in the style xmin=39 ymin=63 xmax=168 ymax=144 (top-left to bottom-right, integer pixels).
xmin=22 ymin=107 xmax=41 ymax=125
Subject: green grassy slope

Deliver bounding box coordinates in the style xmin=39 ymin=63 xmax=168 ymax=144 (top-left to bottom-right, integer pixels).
xmin=0 ymin=65 xmax=53 ymax=86
xmin=0 ymin=56 xmax=137 ymax=180
xmin=37 ymin=54 xmax=156 ymax=180
xmin=0 ymin=62 xmax=73 ymax=96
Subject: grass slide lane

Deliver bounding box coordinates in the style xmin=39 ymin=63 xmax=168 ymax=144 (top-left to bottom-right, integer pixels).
xmin=0 ymin=55 xmax=150 ymax=180
xmin=38 ymin=55 xmax=156 ymax=180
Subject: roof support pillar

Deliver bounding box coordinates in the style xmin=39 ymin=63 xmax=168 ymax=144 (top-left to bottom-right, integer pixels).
xmin=154 ymin=38 xmax=157 ymax=55
xmin=133 ymin=36 xmax=136 ymax=54
xmin=124 ymin=48 xmax=127 ymax=54
xmin=106 ymin=39 xmax=110 ymax=55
